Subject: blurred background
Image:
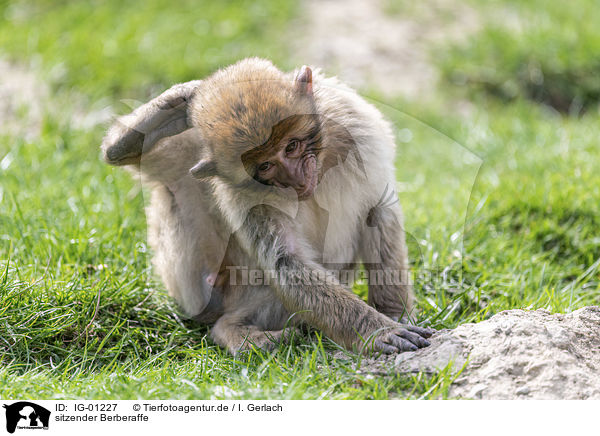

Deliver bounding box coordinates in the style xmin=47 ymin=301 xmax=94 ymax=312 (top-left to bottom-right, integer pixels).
xmin=0 ymin=0 xmax=598 ymax=398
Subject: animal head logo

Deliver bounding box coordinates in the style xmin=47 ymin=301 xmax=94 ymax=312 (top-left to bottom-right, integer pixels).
xmin=2 ymin=402 xmax=51 ymax=434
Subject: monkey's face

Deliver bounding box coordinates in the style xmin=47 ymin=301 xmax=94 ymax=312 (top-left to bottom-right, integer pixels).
xmin=189 ymin=59 xmax=322 ymax=199
xmin=241 ymin=114 xmax=322 ymax=200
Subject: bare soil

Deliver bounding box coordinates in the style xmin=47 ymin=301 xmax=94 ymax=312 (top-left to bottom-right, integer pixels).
xmin=293 ymin=0 xmax=478 ymax=99
xmin=395 ymin=306 xmax=600 ymax=399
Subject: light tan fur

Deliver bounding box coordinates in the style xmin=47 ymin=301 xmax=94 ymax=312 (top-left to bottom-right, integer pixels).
xmin=101 ymin=58 xmax=431 ymax=354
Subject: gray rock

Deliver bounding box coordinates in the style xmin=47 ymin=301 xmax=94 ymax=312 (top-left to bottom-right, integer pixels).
xmin=394 ymin=306 xmax=600 ymax=399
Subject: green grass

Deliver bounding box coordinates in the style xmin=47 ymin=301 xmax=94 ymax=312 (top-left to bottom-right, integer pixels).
xmin=0 ymin=0 xmax=294 ymax=100
xmin=437 ymin=0 xmax=600 ymax=114
xmin=1 ymin=0 xmax=599 ymax=399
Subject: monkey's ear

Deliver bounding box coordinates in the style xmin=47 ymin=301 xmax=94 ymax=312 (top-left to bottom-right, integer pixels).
xmin=102 ymin=80 xmax=202 ymax=166
xmin=189 ymin=159 xmax=217 ymax=179
xmin=295 ymin=65 xmax=313 ymax=95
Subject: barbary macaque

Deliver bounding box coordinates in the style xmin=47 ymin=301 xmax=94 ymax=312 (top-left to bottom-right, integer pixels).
xmin=102 ymin=58 xmax=433 ymax=354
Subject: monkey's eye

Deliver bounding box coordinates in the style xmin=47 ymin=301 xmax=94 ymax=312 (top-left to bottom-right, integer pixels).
xmin=286 ymin=140 xmax=300 ymax=154
xmin=258 ymin=162 xmax=272 ymax=172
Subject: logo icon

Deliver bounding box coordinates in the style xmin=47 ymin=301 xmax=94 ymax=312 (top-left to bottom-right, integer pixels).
xmin=2 ymin=402 xmax=50 ymax=434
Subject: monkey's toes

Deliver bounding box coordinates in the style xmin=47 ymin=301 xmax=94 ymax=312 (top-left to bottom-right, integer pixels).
xmin=102 ymin=125 xmax=145 ymax=165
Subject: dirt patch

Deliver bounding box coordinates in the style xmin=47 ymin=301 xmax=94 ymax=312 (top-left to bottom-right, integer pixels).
xmin=0 ymin=58 xmax=114 ymax=140
xmin=394 ymin=306 xmax=600 ymax=399
xmin=0 ymin=59 xmax=48 ymax=139
xmin=294 ymin=0 xmax=478 ymax=99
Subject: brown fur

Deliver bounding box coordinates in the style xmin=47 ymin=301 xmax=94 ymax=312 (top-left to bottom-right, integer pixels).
xmin=101 ymin=58 xmax=432 ymax=354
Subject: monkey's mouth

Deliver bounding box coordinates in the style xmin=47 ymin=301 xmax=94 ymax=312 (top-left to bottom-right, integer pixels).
xmin=296 ymin=156 xmax=318 ymax=200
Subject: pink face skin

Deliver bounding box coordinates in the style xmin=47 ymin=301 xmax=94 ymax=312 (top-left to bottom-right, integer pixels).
xmin=255 ymin=138 xmax=319 ymax=200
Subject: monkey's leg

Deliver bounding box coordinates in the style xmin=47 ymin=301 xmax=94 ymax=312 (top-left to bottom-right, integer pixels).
xmin=240 ymin=206 xmax=431 ymax=353
xmin=361 ymin=205 xmax=415 ymax=322
xmin=102 ymin=80 xmax=201 ymax=166
xmin=211 ymin=313 xmax=299 ymax=355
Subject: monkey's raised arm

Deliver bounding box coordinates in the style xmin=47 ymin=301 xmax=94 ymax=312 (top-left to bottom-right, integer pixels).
xmin=102 ymin=80 xmax=202 ymax=166
xmin=238 ymin=205 xmax=432 ymax=353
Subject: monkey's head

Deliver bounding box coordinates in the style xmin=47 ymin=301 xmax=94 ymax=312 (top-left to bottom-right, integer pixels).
xmin=189 ymin=58 xmax=323 ymax=200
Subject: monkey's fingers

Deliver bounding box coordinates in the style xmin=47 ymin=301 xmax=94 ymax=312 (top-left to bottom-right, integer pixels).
xmin=383 ymin=334 xmax=419 ymax=352
xmin=395 ymin=329 xmax=430 ymax=348
xmin=406 ymin=325 xmax=435 ymax=339
xmin=373 ymin=339 xmax=402 ymax=354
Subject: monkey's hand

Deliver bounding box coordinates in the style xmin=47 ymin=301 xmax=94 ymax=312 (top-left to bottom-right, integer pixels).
xmin=367 ymin=323 xmax=434 ymax=354
xmin=238 ymin=206 xmax=433 ymax=355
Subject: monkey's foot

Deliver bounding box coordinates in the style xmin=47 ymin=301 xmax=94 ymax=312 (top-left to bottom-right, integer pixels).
xmin=368 ymin=325 xmax=434 ymax=354
xmin=238 ymin=327 xmax=300 ymax=354
xmin=211 ymin=322 xmax=300 ymax=355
